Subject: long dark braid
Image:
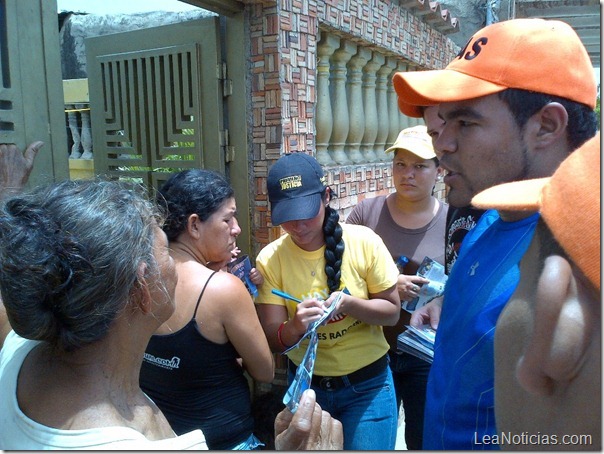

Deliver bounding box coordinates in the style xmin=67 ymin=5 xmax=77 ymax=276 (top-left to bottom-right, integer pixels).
xmin=322 ymin=191 xmax=345 ymax=293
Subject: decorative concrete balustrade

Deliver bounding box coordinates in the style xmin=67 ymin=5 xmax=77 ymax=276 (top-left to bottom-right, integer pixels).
xmin=315 ymin=29 xmax=424 ymax=167
xmin=65 ymin=104 xmax=93 ymax=160
xmin=63 ymin=79 xmax=93 ymax=161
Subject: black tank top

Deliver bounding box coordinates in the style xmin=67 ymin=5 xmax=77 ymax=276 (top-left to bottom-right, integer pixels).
xmin=140 ymin=272 xmax=255 ymax=449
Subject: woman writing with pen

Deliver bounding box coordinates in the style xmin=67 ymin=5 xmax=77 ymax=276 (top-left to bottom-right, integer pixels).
xmin=255 ymin=153 xmax=401 ymax=450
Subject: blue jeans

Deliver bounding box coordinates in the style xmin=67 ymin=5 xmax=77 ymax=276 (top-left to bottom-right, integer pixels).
xmin=288 ymin=360 xmax=398 ymax=450
xmin=389 ymin=350 xmax=431 ymax=450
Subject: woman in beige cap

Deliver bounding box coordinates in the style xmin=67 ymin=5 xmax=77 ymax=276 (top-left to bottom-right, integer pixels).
xmin=346 ymin=124 xmax=447 ymax=450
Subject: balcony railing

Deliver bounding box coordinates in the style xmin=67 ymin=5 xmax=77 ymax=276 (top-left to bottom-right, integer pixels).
xmin=64 ymin=79 xmax=93 ymax=160
xmin=316 ymin=29 xmax=424 ymax=167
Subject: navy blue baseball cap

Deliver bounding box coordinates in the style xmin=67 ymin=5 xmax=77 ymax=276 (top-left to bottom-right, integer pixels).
xmin=267 ymin=153 xmax=327 ymax=225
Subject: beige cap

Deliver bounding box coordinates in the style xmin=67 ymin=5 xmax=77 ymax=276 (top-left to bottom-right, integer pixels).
xmin=384 ymin=125 xmax=436 ymax=159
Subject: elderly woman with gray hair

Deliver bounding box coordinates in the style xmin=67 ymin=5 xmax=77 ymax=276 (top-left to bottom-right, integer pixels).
xmin=0 ymin=179 xmax=342 ymax=450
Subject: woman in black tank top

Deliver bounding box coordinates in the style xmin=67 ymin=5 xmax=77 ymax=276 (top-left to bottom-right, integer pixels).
xmin=140 ymin=169 xmax=275 ymax=450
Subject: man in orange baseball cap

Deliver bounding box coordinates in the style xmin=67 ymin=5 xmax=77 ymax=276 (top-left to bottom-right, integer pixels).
xmin=473 ymin=133 xmax=601 ymax=449
xmin=400 ymin=18 xmax=599 ymax=449
xmin=393 ymin=19 xmax=597 ymax=119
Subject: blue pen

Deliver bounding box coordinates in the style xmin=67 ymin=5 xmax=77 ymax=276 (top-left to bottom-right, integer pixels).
xmin=271 ymin=288 xmax=302 ymax=304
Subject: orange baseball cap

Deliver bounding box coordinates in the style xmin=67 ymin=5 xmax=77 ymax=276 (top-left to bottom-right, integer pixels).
xmin=471 ymin=133 xmax=601 ymax=290
xmin=393 ymin=18 xmax=597 ymax=118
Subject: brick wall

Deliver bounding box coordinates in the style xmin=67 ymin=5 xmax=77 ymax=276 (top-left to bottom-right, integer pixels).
xmin=247 ymin=0 xmax=457 ymax=255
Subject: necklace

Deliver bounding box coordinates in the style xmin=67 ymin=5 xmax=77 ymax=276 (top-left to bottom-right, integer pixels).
xmin=306 ymin=257 xmax=323 ymax=276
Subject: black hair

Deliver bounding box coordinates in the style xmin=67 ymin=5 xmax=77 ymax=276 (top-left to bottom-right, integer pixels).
xmin=498 ymin=88 xmax=598 ymax=150
xmin=322 ymin=190 xmax=344 ymax=293
xmin=158 ymin=169 xmax=235 ymax=241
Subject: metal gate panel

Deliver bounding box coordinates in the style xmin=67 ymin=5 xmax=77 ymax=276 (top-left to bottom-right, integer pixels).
xmin=86 ymin=18 xmax=223 ymax=191
xmin=0 ymin=0 xmax=69 ymax=184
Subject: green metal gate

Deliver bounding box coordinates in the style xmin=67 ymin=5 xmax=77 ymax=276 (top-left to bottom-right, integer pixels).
xmin=85 ymin=17 xmax=225 ymax=191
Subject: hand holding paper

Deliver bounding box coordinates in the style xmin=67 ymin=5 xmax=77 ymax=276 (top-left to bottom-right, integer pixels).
xmin=281 ymin=288 xmax=350 ymax=413
xmin=402 ymin=256 xmax=447 ymax=313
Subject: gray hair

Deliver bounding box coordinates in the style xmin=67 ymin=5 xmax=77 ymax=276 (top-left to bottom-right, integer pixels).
xmin=0 ymin=179 xmax=161 ymax=352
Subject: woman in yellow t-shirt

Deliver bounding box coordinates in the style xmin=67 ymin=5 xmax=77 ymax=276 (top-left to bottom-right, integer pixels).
xmin=256 ymin=153 xmax=400 ymax=450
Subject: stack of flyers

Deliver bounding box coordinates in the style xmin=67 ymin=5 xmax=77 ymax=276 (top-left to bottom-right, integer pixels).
xmin=397 ymin=324 xmax=436 ymax=364
xmin=282 ymin=331 xmax=318 ymax=413
xmin=401 ymin=256 xmax=447 ymax=313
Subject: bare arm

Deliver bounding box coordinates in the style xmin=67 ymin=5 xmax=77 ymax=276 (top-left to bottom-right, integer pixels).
xmin=258 ymin=284 xmax=400 ymax=353
xmin=216 ymin=273 xmax=275 ymax=382
xmin=257 ymin=303 xmax=290 ymax=353
xmin=256 ymin=298 xmax=327 ymax=353
xmin=327 ymin=285 xmax=400 ymax=326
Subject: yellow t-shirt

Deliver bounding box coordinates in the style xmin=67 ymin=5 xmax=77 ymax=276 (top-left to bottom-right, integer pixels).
xmin=256 ymin=223 xmax=399 ymax=376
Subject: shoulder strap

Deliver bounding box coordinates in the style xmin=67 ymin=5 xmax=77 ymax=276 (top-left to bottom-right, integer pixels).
xmin=192 ymin=271 xmax=219 ymax=319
